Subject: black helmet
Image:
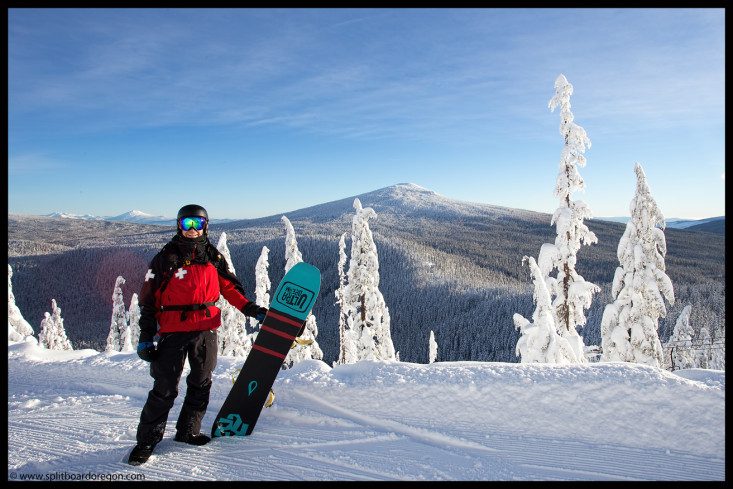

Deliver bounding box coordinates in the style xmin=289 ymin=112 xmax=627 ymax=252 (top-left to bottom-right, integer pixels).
xmin=177 ymin=204 xmax=209 ymax=235
xmin=177 ymin=204 xmax=208 ymax=221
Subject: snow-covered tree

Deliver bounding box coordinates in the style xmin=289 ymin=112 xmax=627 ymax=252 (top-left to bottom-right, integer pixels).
xmin=127 ymin=293 xmax=141 ymax=350
xmin=282 ymin=216 xmax=323 ymax=368
xmin=539 ymin=74 xmax=600 ymax=362
xmin=601 ymin=163 xmax=675 ymax=367
xmin=38 ymin=299 xmax=73 ymax=350
xmin=694 ymin=326 xmax=711 ymax=370
xmin=514 ymin=257 xmax=578 ymax=363
xmin=428 ymin=330 xmax=438 ymax=364
xmin=335 ymin=233 xmax=357 ymax=365
xmin=250 ymin=246 xmax=271 ymax=333
xmin=106 ymin=276 xmax=130 ymax=351
xmin=341 ymin=199 xmax=396 ymax=362
xmin=665 ymin=305 xmax=694 ymax=370
xmin=8 ymin=264 xmax=34 ymax=341
xmin=215 ymin=232 xmax=252 ymax=358
xmin=282 ymin=216 xmax=303 ymax=272
xmin=709 ymin=335 xmax=725 ymax=371
xmin=217 ymin=231 xmax=235 ymax=273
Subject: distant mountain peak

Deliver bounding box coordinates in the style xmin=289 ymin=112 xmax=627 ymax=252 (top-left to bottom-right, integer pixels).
xmin=109 ymin=210 xmax=175 ymax=225
xmin=395 ymin=182 xmax=431 ymax=191
xmin=45 ymin=212 xmax=104 ymax=220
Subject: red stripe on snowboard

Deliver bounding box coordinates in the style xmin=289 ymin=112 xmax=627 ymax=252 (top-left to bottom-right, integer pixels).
xmin=267 ymin=310 xmax=303 ymax=330
xmin=252 ymin=344 xmax=287 ymax=359
xmin=260 ymin=324 xmax=296 ymax=340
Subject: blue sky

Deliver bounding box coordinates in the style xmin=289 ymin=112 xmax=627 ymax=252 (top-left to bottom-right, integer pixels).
xmin=8 ymin=8 xmax=724 ymax=220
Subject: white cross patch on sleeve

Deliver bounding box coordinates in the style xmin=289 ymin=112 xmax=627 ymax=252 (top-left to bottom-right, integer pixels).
xmin=175 ymin=268 xmax=188 ymax=280
xmin=144 ymin=269 xmax=155 ymax=282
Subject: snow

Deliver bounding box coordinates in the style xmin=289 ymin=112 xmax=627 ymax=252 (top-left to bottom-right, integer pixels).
xmin=8 ymin=337 xmax=724 ymax=481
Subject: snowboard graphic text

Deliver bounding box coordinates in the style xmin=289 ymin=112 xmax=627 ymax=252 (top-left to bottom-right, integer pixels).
xmin=275 ymin=282 xmax=315 ymax=314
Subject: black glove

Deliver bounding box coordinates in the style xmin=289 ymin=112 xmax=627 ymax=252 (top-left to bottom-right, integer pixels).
xmin=242 ymin=303 xmax=268 ymax=322
xmin=137 ymin=341 xmax=157 ymax=362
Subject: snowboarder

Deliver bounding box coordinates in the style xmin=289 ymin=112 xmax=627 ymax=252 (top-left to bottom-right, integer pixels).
xmin=128 ymin=204 xmax=267 ymax=465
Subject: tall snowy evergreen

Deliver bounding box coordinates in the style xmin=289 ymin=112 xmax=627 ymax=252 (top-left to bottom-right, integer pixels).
xmin=694 ymin=327 xmax=711 ymax=370
xmin=281 ymin=216 xmax=323 ymax=367
xmin=39 ymin=299 xmax=73 ymax=351
xmin=215 ymin=231 xmax=252 ymax=358
xmin=514 ymin=257 xmax=577 ymax=363
xmin=217 ymin=231 xmax=235 ymax=272
xmin=601 ymin=163 xmax=675 ymax=367
xmin=335 ymin=233 xmax=357 ymax=365
xmin=709 ymin=335 xmax=725 ymax=371
xmin=281 ymin=216 xmax=303 ymax=272
xmin=127 ymin=293 xmax=141 ymax=350
xmin=250 ymin=246 xmax=272 ymax=333
xmin=428 ymin=330 xmax=438 ymax=364
xmin=539 ymin=73 xmax=600 ymax=362
xmin=8 ymin=264 xmax=34 ymax=341
xmin=342 ymin=199 xmax=395 ymax=362
xmin=664 ymin=305 xmax=694 ymax=370
xmin=106 ymin=276 xmax=130 ymax=351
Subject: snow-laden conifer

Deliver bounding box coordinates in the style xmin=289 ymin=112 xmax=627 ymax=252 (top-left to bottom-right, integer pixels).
xmin=215 ymin=232 xmax=251 ymax=358
xmin=282 ymin=216 xmax=303 ymax=272
xmin=709 ymin=335 xmax=725 ymax=371
xmin=665 ymin=305 xmax=694 ymax=370
xmin=335 ymin=233 xmax=357 ymax=365
xmin=342 ymin=199 xmax=395 ymax=362
xmin=8 ymin=264 xmax=34 ymax=341
xmin=250 ymin=246 xmax=271 ymax=333
xmin=541 ymin=74 xmax=600 ymax=362
xmin=601 ymin=163 xmax=674 ymax=367
xmin=428 ymin=330 xmax=438 ymax=364
xmin=106 ymin=276 xmax=129 ymax=351
xmin=282 ymin=216 xmax=323 ymax=367
xmin=39 ymin=299 xmax=73 ymax=350
xmin=694 ymin=327 xmax=711 ymax=370
xmin=127 ymin=293 xmax=141 ymax=350
xmin=514 ymin=257 xmax=577 ymax=363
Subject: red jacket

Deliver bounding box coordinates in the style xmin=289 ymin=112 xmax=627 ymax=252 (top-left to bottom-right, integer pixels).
xmin=138 ymin=235 xmax=250 ymax=338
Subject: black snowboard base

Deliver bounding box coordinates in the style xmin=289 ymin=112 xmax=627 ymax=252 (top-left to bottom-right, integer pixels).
xmin=211 ymin=262 xmax=321 ymax=438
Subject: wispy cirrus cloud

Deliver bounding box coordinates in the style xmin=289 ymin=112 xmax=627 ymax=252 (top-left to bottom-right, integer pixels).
xmin=9 ymin=9 xmax=723 ymax=143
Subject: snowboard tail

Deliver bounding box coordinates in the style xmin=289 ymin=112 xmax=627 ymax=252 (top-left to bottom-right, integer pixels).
xmin=212 ymin=262 xmax=321 ymax=438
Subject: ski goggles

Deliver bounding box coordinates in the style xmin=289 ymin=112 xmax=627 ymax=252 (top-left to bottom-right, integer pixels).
xmin=179 ymin=216 xmax=206 ymax=231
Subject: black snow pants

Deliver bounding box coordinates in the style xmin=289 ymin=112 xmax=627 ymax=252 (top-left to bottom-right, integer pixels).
xmin=136 ymin=329 xmax=218 ymax=446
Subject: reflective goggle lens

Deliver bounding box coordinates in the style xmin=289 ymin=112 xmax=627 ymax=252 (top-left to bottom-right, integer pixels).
xmin=179 ymin=217 xmax=206 ymax=231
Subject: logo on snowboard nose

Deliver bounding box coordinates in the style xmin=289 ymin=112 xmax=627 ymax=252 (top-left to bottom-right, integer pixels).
xmin=214 ymin=413 xmax=249 ymax=437
xmin=275 ymin=282 xmax=315 ymax=313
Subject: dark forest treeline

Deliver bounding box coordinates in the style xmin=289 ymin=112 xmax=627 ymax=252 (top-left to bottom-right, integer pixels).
xmin=8 ymin=188 xmax=725 ymax=364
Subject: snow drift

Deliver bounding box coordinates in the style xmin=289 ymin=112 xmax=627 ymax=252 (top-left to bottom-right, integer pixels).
xmin=7 ymin=337 xmax=724 ymax=481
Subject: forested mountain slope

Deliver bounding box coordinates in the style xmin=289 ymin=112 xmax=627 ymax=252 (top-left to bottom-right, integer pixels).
xmin=9 ymin=184 xmax=725 ymax=364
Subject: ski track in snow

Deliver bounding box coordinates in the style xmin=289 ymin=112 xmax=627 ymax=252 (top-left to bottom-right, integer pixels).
xmin=7 ymin=342 xmax=725 ymax=481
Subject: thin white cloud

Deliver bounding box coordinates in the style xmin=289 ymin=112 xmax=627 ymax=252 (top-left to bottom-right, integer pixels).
xmin=8 ymin=9 xmax=724 ymax=144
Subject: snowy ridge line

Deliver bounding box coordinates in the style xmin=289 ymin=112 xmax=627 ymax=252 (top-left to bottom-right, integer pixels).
xmin=291 ymin=389 xmax=501 ymax=455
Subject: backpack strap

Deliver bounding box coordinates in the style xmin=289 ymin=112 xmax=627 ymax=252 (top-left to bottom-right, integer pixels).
xmin=160 ymin=299 xmax=219 ymax=321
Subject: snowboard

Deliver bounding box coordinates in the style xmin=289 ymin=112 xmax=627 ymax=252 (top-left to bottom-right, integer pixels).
xmin=211 ymin=262 xmax=321 ymax=438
